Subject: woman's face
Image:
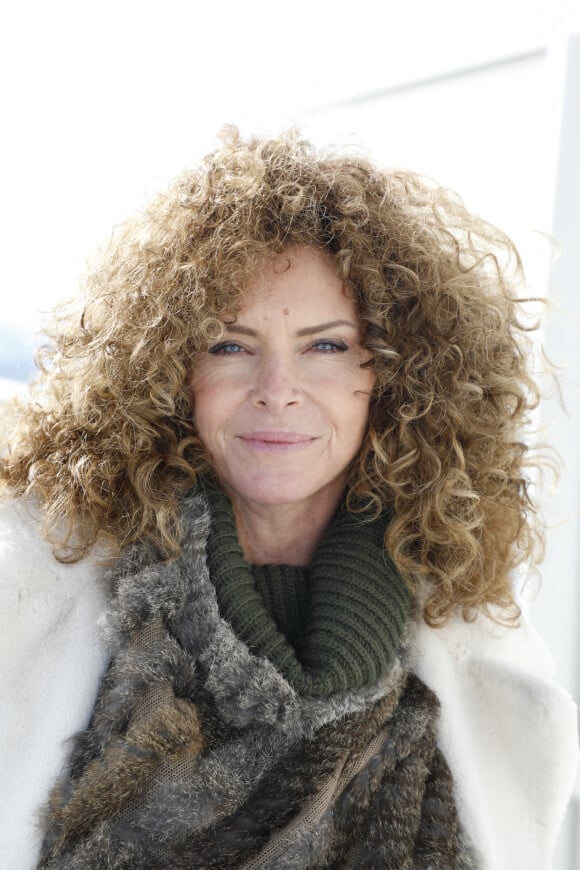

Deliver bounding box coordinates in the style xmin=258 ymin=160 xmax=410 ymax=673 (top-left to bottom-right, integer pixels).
xmin=190 ymin=247 xmax=376 ymax=513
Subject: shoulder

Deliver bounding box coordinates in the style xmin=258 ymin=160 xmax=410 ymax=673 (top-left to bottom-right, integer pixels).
xmin=411 ymin=609 xmax=579 ymax=869
xmin=0 ymin=497 xmax=110 ymax=870
xmin=0 ymin=497 xmax=108 ymax=652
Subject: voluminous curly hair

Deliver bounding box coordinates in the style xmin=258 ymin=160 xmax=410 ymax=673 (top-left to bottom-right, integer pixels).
xmin=1 ymin=127 xmax=543 ymax=624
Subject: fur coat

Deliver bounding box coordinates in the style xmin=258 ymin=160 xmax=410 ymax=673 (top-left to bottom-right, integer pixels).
xmin=0 ymin=495 xmax=578 ymax=869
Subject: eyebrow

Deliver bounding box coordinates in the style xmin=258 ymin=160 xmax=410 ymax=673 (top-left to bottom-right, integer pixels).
xmin=224 ymin=319 xmax=357 ymax=337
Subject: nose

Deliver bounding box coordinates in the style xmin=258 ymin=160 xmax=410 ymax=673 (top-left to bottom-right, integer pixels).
xmin=250 ymin=352 xmax=302 ymax=412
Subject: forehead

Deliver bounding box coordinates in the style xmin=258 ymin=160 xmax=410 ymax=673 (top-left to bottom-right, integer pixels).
xmin=241 ymin=247 xmax=357 ymax=315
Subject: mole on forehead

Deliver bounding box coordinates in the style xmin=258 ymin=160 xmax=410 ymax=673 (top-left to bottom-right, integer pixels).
xmin=283 ymin=308 xmax=290 ymax=315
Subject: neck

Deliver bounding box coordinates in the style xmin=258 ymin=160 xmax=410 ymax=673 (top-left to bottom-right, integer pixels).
xmin=227 ymin=485 xmax=345 ymax=566
xmin=202 ymin=480 xmax=411 ymax=697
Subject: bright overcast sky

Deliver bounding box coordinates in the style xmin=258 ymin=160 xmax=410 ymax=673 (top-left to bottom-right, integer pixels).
xmin=1 ymin=0 xmax=579 ymax=337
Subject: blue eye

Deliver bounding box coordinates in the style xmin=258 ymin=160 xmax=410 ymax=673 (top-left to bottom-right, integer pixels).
xmin=208 ymin=342 xmax=244 ymax=355
xmin=311 ymin=340 xmax=348 ymax=353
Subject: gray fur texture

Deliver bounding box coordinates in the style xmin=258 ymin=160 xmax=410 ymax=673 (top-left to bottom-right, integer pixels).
xmin=38 ymin=492 xmax=480 ymax=869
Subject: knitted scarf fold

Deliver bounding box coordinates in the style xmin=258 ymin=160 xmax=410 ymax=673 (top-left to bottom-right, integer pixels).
xmin=37 ymin=491 xmax=479 ymax=870
xmin=204 ymin=479 xmax=411 ymax=696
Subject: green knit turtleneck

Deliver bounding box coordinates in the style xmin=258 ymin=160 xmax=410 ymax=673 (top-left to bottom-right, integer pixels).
xmin=203 ymin=481 xmax=410 ymax=697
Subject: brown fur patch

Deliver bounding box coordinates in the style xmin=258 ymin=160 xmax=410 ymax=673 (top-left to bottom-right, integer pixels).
xmin=42 ymin=697 xmax=203 ymax=859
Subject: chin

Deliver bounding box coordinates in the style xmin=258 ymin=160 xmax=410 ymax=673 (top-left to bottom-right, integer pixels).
xmin=226 ymin=472 xmax=343 ymax=510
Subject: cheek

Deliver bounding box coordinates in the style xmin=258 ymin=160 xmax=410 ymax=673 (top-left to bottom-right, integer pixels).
xmin=189 ymin=398 xmax=227 ymax=469
xmin=190 ymin=372 xmax=219 ymax=440
xmin=325 ymin=375 xmax=374 ymax=446
xmin=344 ymin=364 xmax=376 ymax=406
xmin=314 ymin=364 xmax=374 ymax=417
xmin=359 ymin=366 xmax=377 ymax=394
xmin=312 ymin=354 xmax=375 ymax=389
xmin=190 ymin=370 xmax=243 ymax=454
xmin=349 ymin=369 xmax=376 ymax=434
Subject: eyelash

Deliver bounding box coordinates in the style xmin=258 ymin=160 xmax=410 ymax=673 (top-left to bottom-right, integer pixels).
xmin=208 ymin=341 xmax=244 ymax=355
xmin=310 ymin=340 xmax=348 ymax=353
xmin=208 ymin=339 xmax=349 ymax=355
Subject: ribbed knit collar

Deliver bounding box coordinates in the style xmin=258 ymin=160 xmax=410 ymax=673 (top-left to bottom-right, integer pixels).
xmin=203 ymin=480 xmax=410 ymax=697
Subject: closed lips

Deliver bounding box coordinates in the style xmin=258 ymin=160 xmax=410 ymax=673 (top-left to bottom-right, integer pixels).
xmin=240 ymin=432 xmax=315 ymax=443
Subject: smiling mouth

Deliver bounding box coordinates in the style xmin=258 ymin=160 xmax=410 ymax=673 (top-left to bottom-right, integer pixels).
xmin=241 ymin=431 xmax=314 ymax=443
xmin=238 ymin=432 xmax=317 ymax=451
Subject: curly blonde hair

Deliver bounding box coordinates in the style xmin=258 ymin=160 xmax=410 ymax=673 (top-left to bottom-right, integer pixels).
xmin=1 ymin=127 xmax=543 ymax=624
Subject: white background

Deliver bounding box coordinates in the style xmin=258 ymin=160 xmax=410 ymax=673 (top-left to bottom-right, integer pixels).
xmin=1 ymin=0 xmax=576 ymax=335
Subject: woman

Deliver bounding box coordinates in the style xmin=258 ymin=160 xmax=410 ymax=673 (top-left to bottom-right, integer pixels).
xmin=0 ymin=129 xmax=577 ymax=869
